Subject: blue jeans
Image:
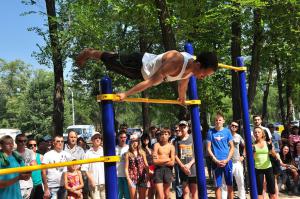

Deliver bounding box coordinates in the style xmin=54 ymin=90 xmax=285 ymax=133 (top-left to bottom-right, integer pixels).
xmin=49 ymin=186 xmax=66 ymax=199
xmin=118 ymin=177 xmax=130 ymax=199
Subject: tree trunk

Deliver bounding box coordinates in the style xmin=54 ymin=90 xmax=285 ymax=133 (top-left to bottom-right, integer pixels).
xmin=285 ymin=64 xmax=294 ymax=122
xmin=262 ymin=68 xmax=273 ymax=122
xmin=154 ymin=0 xmax=176 ymax=51
xmin=248 ymin=9 xmax=263 ymax=112
xmin=275 ymin=59 xmax=285 ymax=124
xmin=230 ymin=3 xmax=242 ymax=121
xmin=45 ymin=0 xmax=64 ymax=135
xmin=138 ymin=25 xmax=150 ymax=133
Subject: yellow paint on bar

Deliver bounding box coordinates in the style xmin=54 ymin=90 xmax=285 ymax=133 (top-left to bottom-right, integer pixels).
xmin=97 ymin=94 xmax=201 ymax=105
xmin=218 ymin=63 xmax=247 ymax=71
xmin=0 ymin=156 xmax=120 ymax=175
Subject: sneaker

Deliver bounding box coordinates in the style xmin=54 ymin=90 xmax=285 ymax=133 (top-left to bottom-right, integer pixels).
xmin=280 ymin=184 xmax=286 ymax=191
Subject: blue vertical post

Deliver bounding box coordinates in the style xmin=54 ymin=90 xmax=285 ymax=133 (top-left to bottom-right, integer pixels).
xmin=185 ymin=42 xmax=208 ymax=199
xmin=100 ymin=76 xmax=118 ymax=199
xmin=237 ymin=57 xmax=258 ymax=199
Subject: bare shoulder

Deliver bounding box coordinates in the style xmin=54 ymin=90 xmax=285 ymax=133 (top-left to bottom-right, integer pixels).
xmin=164 ymin=50 xmax=182 ymax=60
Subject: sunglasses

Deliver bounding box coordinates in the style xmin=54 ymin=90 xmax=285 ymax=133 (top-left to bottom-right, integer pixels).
xmin=55 ymin=140 xmax=64 ymax=143
xmin=28 ymin=144 xmax=37 ymax=147
xmin=231 ymin=125 xmax=239 ymax=128
xmin=120 ymin=137 xmax=127 ymax=139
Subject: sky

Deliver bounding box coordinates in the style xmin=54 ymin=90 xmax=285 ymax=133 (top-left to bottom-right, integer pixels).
xmin=0 ymin=1 xmax=72 ymax=78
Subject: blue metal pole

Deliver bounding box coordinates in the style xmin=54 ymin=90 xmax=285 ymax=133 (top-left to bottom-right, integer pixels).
xmin=100 ymin=76 xmax=118 ymax=199
xmin=237 ymin=57 xmax=258 ymax=199
xmin=184 ymin=42 xmax=208 ymax=199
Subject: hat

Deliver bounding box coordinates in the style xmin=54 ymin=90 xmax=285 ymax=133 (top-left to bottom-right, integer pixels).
xmin=179 ymin=120 xmax=188 ymax=126
xmin=91 ymin=132 xmax=101 ymax=140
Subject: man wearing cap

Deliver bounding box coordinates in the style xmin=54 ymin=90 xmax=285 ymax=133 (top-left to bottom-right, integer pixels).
xmin=175 ymin=120 xmax=197 ymax=199
xmin=82 ymin=132 xmax=105 ymax=199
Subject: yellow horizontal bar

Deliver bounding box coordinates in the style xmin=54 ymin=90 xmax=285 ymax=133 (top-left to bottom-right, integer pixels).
xmin=0 ymin=156 xmax=120 ymax=176
xmin=218 ymin=63 xmax=247 ymax=71
xmin=97 ymin=94 xmax=201 ymax=105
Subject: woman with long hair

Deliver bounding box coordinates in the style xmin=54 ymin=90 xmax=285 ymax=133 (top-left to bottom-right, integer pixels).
xmin=291 ymin=141 xmax=300 ymax=193
xmin=253 ymin=127 xmax=279 ymax=199
xmin=125 ymin=134 xmax=149 ymax=199
xmin=279 ymin=145 xmax=299 ymax=192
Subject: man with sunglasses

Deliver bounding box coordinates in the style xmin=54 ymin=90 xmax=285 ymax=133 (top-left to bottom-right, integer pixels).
xmin=42 ymin=135 xmax=72 ymax=199
xmin=15 ymin=134 xmax=35 ymax=199
xmin=27 ymin=138 xmax=44 ymax=199
xmin=222 ymin=121 xmax=246 ymax=199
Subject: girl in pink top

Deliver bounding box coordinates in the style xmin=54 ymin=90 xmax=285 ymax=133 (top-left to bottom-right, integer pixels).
xmin=64 ymin=162 xmax=84 ymax=199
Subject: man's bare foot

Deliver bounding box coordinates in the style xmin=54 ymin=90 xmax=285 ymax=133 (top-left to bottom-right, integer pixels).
xmin=76 ymin=48 xmax=103 ymax=68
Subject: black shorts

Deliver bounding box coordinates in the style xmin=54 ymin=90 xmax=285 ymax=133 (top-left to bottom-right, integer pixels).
xmin=179 ymin=170 xmax=197 ymax=184
xmin=255 ymin=167 xmax=276 ymax=195
xmin=153 ymin=166 xmax=174 ymax=184
xmin=101 ymin=52 xmax=144 ymax=79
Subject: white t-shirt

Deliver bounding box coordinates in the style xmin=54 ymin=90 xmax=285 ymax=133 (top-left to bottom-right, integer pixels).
xmin=81 ymin=147 xmax=105 ymax=185
xmin=115 ymin=145 xmax=129 ymax=177
xmin=16 ymin=148 xmax=35 ymax=189
xmin=42 ymin=150 xmax=72 ymax=188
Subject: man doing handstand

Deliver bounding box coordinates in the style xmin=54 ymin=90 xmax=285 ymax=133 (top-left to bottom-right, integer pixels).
xmin=76 ymin=48 xmax=218 ymax=102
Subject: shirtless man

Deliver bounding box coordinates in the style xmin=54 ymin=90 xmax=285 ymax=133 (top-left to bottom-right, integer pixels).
xmin=152 ymin=128 xmax=175 ymax=199
xmin=76 ymin=48 xmax=218 ymax=103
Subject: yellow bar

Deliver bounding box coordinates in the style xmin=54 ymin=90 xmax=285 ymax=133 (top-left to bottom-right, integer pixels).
xmin=97 ymin=94 xmax=201 ymax=105
xmin=0 ymin=156 xmax=120 ymax=175
xmin=218 ymin=63 xmax=247 ymax=71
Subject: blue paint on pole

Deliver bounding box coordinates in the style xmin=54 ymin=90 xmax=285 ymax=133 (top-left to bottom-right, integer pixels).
xmin=100 ymin=76 xmax=118 ymax=199
xmin=237 ymin=57 xmax=258 ymax=199
xmin=184 ymin=42 xmax=208 ymax=199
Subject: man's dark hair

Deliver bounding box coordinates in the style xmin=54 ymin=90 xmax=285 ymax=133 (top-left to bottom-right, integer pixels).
xmin=253 ymin=115 xmax=262 ymax=120
xmin=196 ymin=51 xmax=218 ymax=71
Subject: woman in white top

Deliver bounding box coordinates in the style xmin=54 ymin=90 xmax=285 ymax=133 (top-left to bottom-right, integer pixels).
xmin=76 ymin=48 xmax=218 ymax=102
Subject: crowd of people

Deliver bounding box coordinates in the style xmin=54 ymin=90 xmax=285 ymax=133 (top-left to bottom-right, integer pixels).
xmin=0 ymin=113 xmax=299 ymax=199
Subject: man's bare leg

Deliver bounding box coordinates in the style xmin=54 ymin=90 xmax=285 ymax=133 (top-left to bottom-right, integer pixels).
xmin=155 ymin=183 xmax=164 ymax=199
xmin=163 ymin=183 xmax=171 ymax=199
xmin=190 ymin=183 xmax=198 ymax=199
xmin=76 ymin=48 xmax=104 ymax=67
xmin=215 ymin=187 xmax=221 ymax=199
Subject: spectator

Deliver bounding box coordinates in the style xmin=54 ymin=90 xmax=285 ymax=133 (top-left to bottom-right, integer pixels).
xmin=207 ymin=113 xmax=234 ymax=199
xmin=252 ymin=115 xmax=272 ymax=142
xmin=292 ymin=141 xmax=300 ymax=193
xmin=281 ymin=123 xmax=293 ymax=146
xmin=42 ymin=135 xmax=72 ymax=199
xmin=64 ymin=160 xmax=84 ymax=199
xmin=15 ymin=134 xmax=35 ymax=199
xmin=253 ymin=127 xmax=278 ymax=199
xmin=0 ymin=135 xmax=31 ymax=199
xmin=64 ymin=131 xmax=85 ymax=161
xmin=269 ymin=124 xmax=282 ymax=153
xmin=175 ymin=120 xmax=197 ymax=199
xmin=289 ymin=126 xmax=300 ymax=155
xmin=169 ymin=125 xmax=179 ymax=143
xmin=141 ymin=133 xmax=155 ymax=199
xmin=27 ymin=138 xmax=44 ymax=199
xmin=223 ymin=121 xmax=246 ymax=199
xmin=279 ymin=145 xmax=298 ymax=193
xmin=82 ymin=132 xmax=105 ymax=199
xmin=116 ymin=131 xmax=130 ymax=199
xmin=173 ymin=124 xmax=183 ymax=199
xmin=149 ymin=126 xmax=158 ymax=145
xmin=77 ymin=137 xmax=90 ymax=152
xmin=125 ymin=133 xmax=149 ymax=199
xmin=152 ymin=128 xmax=175 ymax=199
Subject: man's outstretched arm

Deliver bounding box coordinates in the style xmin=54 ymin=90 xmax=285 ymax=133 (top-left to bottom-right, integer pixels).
xmin=177 ymin=78 xmax=190 ymax=103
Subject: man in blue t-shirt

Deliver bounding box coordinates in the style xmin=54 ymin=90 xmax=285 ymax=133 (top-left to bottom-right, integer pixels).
xmin=0 ymin=135 xmax=31 ymax=199
xmin=207 ymin=112 xmax=234 ymax=199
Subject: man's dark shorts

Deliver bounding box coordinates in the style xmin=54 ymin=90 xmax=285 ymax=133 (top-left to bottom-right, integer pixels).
xmin=153 ymin=166 xmax=174 ymax=184
xmin=179 ymin=170 xmax=197 ymax=184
